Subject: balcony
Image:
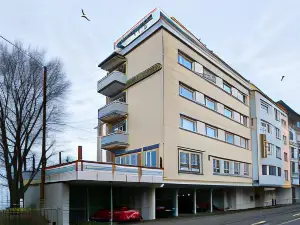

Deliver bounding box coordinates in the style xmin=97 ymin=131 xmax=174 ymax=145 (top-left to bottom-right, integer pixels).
xmin=101 ymin=132 xmax=129 ymax=150
xmin=98 ymin=101 xmax=128 ymax=123
xmin=97 ymin=71 xmax=127 ymax=97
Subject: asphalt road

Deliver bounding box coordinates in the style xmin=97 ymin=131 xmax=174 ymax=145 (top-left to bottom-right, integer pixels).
xmin=133 ymin=204 xmax=300 ymax=225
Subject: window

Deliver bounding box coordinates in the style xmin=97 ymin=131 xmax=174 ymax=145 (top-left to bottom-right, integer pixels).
xmin=144 ymin=150 xmax=157 ymax=167
xmin=284 ymin=152 xmax=288 ymax=162
xmin=223 ymin=82 xmax=232 ymax=94
xmin=241 ymin=115 xmax=247 ymax=126
xmin=260 ymin=100 xmax=269 ymax=113
xmin=181 ymin=116 xmax=196 ymax=132
xmin=213 ymin=159 xmax=220 ymax=173
xmin=297 ymin=122 xmax=300 ymax=128
xmin=276 ymin=146 xmax=281 ymax=159
xmin=224 ymin=161 xmax=230 ymax=174
xmin=237 ymin=91 xmax=247 ymax=104
xmin=281 ymin=119 xmax=286 ymax=127
xmin=290 ymin=131 xmax=294 ymax=141
xmin=268 ymin=143 xmax=273 ymax=155
xmin=131 ymin=154 xmax=138 ymax=166
xmin=180 ymin=85 xmax=195 ymax=100
xmin=115 ymin=157 xmax=120 ymax=164
xmin=206 ymin=126 xmax=217 ymax=138
xmin=179 ymin=150 xmax=201 ymax=173
xmin=283 ymin=135 xmax=287 ymax=145
xmin=225 ymin=132 xmax=234 ymax=144
xmin=240 ymin=137 xmax=247 ymax=149
xmin=203 ymin=68 xmax=217 ymax=83
xmin=234 ymin=162 xmax=240 ymax=175
xmin=224 ymin=107 xmax=233 ymax=118
xmin=244 ymin=163 xmax=249 ymax=176
xmin=267 ymin=124 xmax=271 ymax=134
xmin=278 ymin=167 xmax=281 ymax=177
xmin=112 ymin=120 xmax=127 ymax=133
xmin=291 ymin=147 xmax=295 ymax=159
xmin=178 ymin=53 xmax=193 ymax=70
xmin=274 ymin=109 xmax=280 ymax=121
xmin=262 ymin=165 xmax=267 ymax=175
xmin=269 ymin=166 xmax=276 ymax=176
xmin=285 ymin=170 xmax=289 ymax=181
xmin=292 ymin=162 xmax=296 ymax=173
xmin=206 ymin=97 xmax=216 ymax=111
xmin=276 ymin=128 xmax=280 ymax=139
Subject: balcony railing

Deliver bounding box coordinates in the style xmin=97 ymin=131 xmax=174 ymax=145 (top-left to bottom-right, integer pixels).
xmin=101 ymin=132 xmax=129 ymax=150
xmin=97 ymin=71 xmax=127 ymax=97
xmin=98 ymin=101 xmax=128 ymax=123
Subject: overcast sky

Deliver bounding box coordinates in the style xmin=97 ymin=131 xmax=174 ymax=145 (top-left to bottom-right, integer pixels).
xmin=1 ymin=0 xmax=300 ymax=162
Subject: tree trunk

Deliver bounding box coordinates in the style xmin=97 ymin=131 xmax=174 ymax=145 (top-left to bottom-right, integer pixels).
xmin=10 ymin=182 xmax=20 ymax=208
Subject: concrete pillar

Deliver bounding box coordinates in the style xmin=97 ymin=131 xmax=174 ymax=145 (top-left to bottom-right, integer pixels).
xmin=149 ymin=187 xmax=156 ymax=220
xmin=97 ymin=136 xmax=102 ymax=162
xmin=173 ymin=189 xmax=179 ymax=217
xmin=210 ymin=189 xmax=213 ymax=213
xmin=193 ymin=189 xmax=197 ymax=214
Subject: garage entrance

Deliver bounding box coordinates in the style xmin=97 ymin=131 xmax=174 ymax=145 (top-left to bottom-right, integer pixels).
xmin=178 ymin=189 xmax=194 ymax=214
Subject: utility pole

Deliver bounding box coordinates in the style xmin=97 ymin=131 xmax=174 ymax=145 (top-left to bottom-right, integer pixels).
xmin=40 ymin=66 xmax=47 ymax=208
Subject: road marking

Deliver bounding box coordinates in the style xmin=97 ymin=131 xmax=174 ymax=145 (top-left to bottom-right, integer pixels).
xmin=293 ymin=213 xmax=300 ymax=217
xmin=251 ymin=221 xmax=266 ymax=225
xmin=277 ymin=217 xmax=300 ymax=225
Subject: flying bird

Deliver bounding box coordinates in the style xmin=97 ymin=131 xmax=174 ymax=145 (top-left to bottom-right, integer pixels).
xmin=281 ymin=76 xmax=285 ymax=81
xmin=81 ymin=9 xmax=90 ymax=21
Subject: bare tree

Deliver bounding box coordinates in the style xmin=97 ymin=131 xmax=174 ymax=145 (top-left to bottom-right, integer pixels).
xmin=0 ymin=42 xmax=70 ymax=207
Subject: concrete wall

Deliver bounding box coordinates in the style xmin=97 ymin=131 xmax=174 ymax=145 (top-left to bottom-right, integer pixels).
xmin=162 ymin=30 xmax=252 ymax=185
xmin=276 ymin=187 xmax=292 ymax=205
xmin=45 ymin=183 xmax=69 ymax=225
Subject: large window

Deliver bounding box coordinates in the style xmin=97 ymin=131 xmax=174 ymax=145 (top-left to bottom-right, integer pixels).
xmin=260 ymin=100 xmax=269 ymax=113
xmin=181 ymin=116 xmax=196 ymax=132
xmin=276 ymin=146 xmax=281 ymax=159
xmin=180 ymin=85 xmax=195 ymax=100
xmin=224 ymin=107 xmax=233 ymax=119
xmin=213 ymin=159 xmax=220 ymax=173
xmin=206 ymin=126 xmax=217 ymax=138
xmin=144 ymin=150 xmax=157 ymax=167
xmin=275 ymin=128 xmax=280 ymax=139
xmin=285 ymin=170 xmax=289 ymax=181
xmin=290 ymin=131 xmax=294 ymax=141
xmin=205 ymin=97 xmax=216 ymax=111
xmin=224 ymin=161 xmax=230 ymax=174
xmin=269 ymin=166 xmax=276 ymax=176
xmin=278 ymin=167 xmax=281 ymax=177
xmin=234 ymin=162 xmax=240 ymax=175
xmin=284 ymin=152 xmax=288 ymax=162
xmin=116 ymin=153 xmax=138 ymax=166
xmin=244 ymin=163 xmax=249 ymax=176
xmin=262 ymin=165 xmax=267 ymax=175
xmin=223 ymin=82 xmax=232 ymax=94
xmin=179 ymin=150 xmax=202 ymax=173
xmin=274 ymin=109 xmax=280 ymax=121
xmin=178 ymin=53 xmax=193 ymax=70
xmin=225 ymin=132 xmax=234 ymax=144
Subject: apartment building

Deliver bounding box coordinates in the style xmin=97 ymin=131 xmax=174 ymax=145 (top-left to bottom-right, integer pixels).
xmin=250 ymin=85 xmax=291 ymax=205
xmin=277 ymin=100 xmax=300 ymax=202
xmin=97 ymin=8 xmax=256 ymax=212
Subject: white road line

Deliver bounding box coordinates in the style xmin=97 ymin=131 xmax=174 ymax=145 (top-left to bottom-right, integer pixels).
xmin=251 ymin=221 xmax=266 ymax=225
xmin=277 ymin=217 xmax=300 ymax=225
xmin=293 ymin=213 xmax=300 ymax=217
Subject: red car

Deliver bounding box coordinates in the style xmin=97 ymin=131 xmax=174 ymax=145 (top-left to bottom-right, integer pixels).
xmin=91 ymin=206 xmax=143 ymax=222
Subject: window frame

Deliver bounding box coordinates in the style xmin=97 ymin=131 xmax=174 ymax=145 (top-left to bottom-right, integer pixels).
xmin=262 ymin=165 xmax=267 ymax=175
xmin=284 ymin=152 xmax=288 ymax=162
xmin=290 ymin=131 xmax=294 ymax=141
xmin=206 ymin=125 xmax=218 ymax=138
xmin=291 ymin=147 xmax=295 ymax=159
xmin=284 ymin=170 xmax=289 ymax=181
xmin=269 ymin=166 xmax=276 ymax=176
xmin=205 ymin=97 xmax=216 ymax=111
xmin=179 ymin=149 xmax=202 ymax=174
xmin=278 ymin=167 xmax=281 ymax=177
xmin=244 ymin=163 xmax=249 ymax=176
xmin=224 ymin=107 xmax=233 ymax=119
xmin=223 ymin=82 xmax=232 ymax=94
xmin=178 ymin=53 xmax=193 ymax=70
xmin=144 ymin=150 xmax=157 ymax=168
xmin=213 ymin=159 xmax=220 ymax=173
xmin=260 ymin=100 xmax=269 ymax=113
xmin=275 ymin=128 xmax=280 ymax=139
xmin=224 ymin=161 xmax=230 ymax=174
xmin=179 ymin=84 xmax=195 ymax=100
xmin=240 ymin=114 xmax=247 ymax=126
xmin=234 ymin=162 xmax=240 ymax=175
xmin=274 ymin=109 xmax=280 ymax=121
xmin=237 ymin=91 xmax=247 ymax=104
xmin=181 ymin=116 xmax=197 ymax=132
xmin=225 ymin=132 xmax=234 ymax=144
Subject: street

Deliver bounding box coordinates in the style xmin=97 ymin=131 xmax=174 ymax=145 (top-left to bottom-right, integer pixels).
xmin=131 ymin=204 xmax=300 ymax=225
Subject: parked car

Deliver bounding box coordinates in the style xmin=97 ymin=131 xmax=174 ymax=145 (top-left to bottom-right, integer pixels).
xmin=91 ymin=206 xmax=143 ymax=222
xmin=156 ymin=199 xmax=175 ymax=218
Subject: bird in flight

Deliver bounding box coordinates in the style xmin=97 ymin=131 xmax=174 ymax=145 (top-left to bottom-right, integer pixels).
xmin=281 ymin=76 xmax=285 ymax=81
xmin=81 ymin=9 xmax=90 ymax=21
